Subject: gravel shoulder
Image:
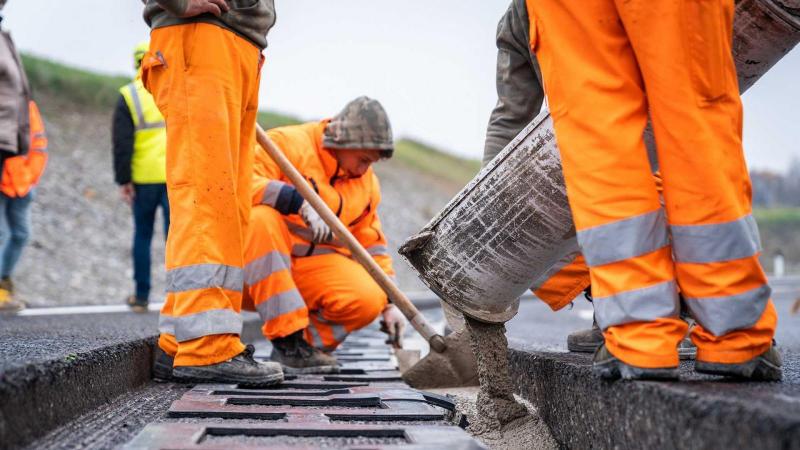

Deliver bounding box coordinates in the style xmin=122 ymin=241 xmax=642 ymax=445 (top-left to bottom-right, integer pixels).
xmin=16 ymin=94 xmax=461 ymax=307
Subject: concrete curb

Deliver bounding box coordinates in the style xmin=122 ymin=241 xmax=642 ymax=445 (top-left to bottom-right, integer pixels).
xmin=508 ymin=349 xmax=800 ymax=449
xmin=0 ymin=336 xmax=156 ymax=449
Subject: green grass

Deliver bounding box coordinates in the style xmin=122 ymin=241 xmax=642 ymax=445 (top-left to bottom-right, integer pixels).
xmin=393 ymin=138 xmax=481 ymax=186
xmin=257 ymin=110 xmax=302 ymax=130
xmin=754 ymin=207 xmax=800 ymax=226
xmin=23 ymin=53 xmax=130 ymax=109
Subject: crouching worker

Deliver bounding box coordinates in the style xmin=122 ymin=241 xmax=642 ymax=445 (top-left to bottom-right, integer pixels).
xmin=242 ymin=96 xmax=406 ymax=373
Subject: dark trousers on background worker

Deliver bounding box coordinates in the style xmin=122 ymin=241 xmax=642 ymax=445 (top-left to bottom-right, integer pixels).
xmin=132 ymin=183 xmax=169 ymax=302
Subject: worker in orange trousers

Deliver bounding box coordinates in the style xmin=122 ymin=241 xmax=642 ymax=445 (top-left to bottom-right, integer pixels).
xmin=526 ymin=0 xmax=780 ymax=380
xmin=141 ymin=0 xmax=283 ymax=386
xmin=241 ymin=97 xmax=406 ymax=374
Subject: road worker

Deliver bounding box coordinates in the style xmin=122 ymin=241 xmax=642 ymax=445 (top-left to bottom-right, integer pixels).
xmin=242 ymin=96 xmax=407 ymax=373
xmin=142 ymin=0 xmax=283 ymax=386
xmin=457 ymin=0 xmax=699 ymax=359
xmin=528 ymin=0 xmax=780 ymax=380
xmin=112 ymin=41 xmax=169 ymax=313
xmin=0 ymin=3 xmax=48 ymax=314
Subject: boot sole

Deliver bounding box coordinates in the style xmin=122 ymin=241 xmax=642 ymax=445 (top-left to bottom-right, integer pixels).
xmin=594 ymin=359 xmax=679 ymax=381
xmin=280 ymin=364 xmax=340 ymax=375
xmin=172 ymin=368 xmax=285 ymax=387
xmin=695 ymin=357 xmax=782 ymax=381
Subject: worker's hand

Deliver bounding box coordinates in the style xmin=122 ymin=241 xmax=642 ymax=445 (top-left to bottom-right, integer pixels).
xmin=380 ymin=304 xmax=407 ymax=348
xmin=119 ymin=183 xmax=135 ymax=205
xmin=180 ymin=0 xmax=229 ymax=18
xmin=299 ymin=201 xmax=333 ymax=243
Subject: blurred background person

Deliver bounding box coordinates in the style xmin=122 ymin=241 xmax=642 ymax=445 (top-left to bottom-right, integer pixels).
xmin=0 ymin=0 xmax=47 ymax=314
xmin=111 ymin=41 xmax=168 ymax=313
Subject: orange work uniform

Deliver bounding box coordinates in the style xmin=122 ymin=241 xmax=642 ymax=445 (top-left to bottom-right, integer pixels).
xmin=1 ymin=101 xmax=48 ymax=197
xmin=242 ymin=121 xmax=394 ymax=350
xmin=141 ymin=23 xmax=263 ymax=367
xmin=525 ymin=0 xmax=776 ymax=368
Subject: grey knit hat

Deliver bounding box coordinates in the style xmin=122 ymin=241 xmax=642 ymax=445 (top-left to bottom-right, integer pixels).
xmin=323 ymin=96 xmax=393 ymax=151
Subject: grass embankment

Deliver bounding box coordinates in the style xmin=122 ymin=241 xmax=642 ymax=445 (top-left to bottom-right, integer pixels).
xmin=754 ymin=208 xmax=800 ymax=273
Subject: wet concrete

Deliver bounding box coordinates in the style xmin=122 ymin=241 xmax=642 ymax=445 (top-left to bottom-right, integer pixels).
xmin=463 ymin=317 xmax=527 ymax=431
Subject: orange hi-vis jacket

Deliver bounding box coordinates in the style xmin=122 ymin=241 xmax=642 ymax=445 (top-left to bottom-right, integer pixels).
xmin=252 ymin=120 xmax=395 ymax=277
xmin=1 ymin=100 xmax=47 ymax=197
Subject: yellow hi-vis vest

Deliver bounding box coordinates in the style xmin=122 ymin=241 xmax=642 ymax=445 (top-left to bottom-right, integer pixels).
xmin=119 ymin=79 xmax=167 ymax=184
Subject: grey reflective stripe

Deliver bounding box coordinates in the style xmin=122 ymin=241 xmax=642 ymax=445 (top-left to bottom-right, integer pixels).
xmin=577 ymin=209 xmax=669 ymax=267
xmin=173 ymin=308 xmax=243 ymax=342
xmin=166 ymin=264 xmax=244 ymax=293
xmin=594 ymin=280 xmax=680 ymax=330
xmin=287 ymin=222 xmax=315 ymax=242
xmin=159 ymin=314 xmax=175 ymax=335
xmin=683 ymin=284 xmax=771 ymax=336
xmin=261 ymin=181 xmax=286 ymax=207
xmin=316 ymin=311 xmax=349 ymax=343
xmin=291 ymin=244 xmax=339 ymax=257
xmin=307 ymin=322 xmax=324 ymax=347
xmin=244 ymin=251 xmax=291 ymax=285
xmin=530 ymin=246 xmax=581 ymax=290
xmin=367 ymin=245 xmax=389 ymax=256
xmin=255 ymin=289 xmax=306 ymax=322
xmin=671 ymin=214 xmax=762 ymax=263
xmin=127 ymin=84 xmax=165 ymax=131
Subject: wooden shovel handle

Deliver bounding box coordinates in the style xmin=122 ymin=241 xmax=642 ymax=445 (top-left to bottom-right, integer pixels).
xmin=256 ymin=125 xmax=446 ymax=352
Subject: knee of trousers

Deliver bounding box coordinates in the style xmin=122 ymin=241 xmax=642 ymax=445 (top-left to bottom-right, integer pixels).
xmin=324 ymin=289 xmax=387 ymax=331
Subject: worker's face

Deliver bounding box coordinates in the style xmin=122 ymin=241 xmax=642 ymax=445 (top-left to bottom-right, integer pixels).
xmin=333 ymin=149 xmax=382 ymax=179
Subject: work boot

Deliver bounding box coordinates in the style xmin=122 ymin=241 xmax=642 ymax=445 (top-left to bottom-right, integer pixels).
xmin=271 ymin=330 xmax=339 ymax=374
xmin=695 ymin=344 xmax=782 ymax=381
xmin=172 ymin=344 xmax=284 ymax=387
xmin=126 ymin=295 xmax=148 ymax=313
xmin=0 ymin=276 xmax=13 ymax=293
xmin=593 ymin=344 xmax=679 ymax=381
xmin=152 ymin=346 xmax=176 ymax=381
xmin=567 ymin=318 xmax=604 ymax=353
xmin=0 ymin=288 xmax=24 ymax=314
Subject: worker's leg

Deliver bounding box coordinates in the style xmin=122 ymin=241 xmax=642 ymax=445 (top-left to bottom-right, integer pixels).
xmin=159 ymin=183 xmax=170 ymax=239
xmin=532 ymin=253 xmax=590 ymax=311
xmin=0 ymin=192 xmax=32 ymax=280
xmin=293 ymin=253 xmax=388 ymax=350
xmin=132 ymin=184 xmax=160 ymax=301
xmin=616 ymin=0 xmax=776 ymax=364
xmin=528 ymin=0 xmax=686 ymax=369
xmin=143 ymin=23 xmax=262 ymax=367
xmin=243 ymin=206 xmax=309 ymax=339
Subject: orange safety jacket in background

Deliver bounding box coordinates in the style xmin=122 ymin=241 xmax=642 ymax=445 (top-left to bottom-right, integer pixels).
xmin=242 ymin=120 xmax=394 ymax=349
xmin=1 ymin=100 xmax=48 ymax=197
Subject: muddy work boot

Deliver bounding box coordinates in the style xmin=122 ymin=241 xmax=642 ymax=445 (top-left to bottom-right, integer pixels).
xmin=271 ymin=330 xmax=339 ymax=374
xmin=593 ymin=344 xmax=679 ymax=381
xmin=172 ymin=344 xmax=284 ymax=387
xmin=152 ymin=347 xmax=176 ymax=381
xmin=126 ymin=295 xmax=148 ymax=313
xmin=695 ymin=344 xmax=782 ymax=381
xmin=567 ymin=318 xmax=604 ymax=353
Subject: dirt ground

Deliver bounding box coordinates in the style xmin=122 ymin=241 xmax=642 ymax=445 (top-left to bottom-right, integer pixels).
xmin=430 ymin=386 xmax=558 ymax=450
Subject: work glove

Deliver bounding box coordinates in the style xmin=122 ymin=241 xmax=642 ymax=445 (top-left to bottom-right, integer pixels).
xmin=380 ymin=303 xmax=407 ymax=349
xmin=299 ymin=200 xmax=333 ymax=243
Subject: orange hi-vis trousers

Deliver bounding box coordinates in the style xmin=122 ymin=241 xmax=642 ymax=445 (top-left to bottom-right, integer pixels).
xmin=242 ymin=206 xmax=388 ymax=350
xmin=142 ymin=23 xmax=263 ymax=367
xmin=526 ymin=0 xmax=776 ymax=368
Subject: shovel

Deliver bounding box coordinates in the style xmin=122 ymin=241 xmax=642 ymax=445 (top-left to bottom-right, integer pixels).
xmin=256 ymin=124 xmax=477 ymax=388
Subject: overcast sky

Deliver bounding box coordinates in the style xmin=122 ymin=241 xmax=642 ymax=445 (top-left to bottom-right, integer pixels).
xmin=4 ymin=1 xmax=798 ymax=172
